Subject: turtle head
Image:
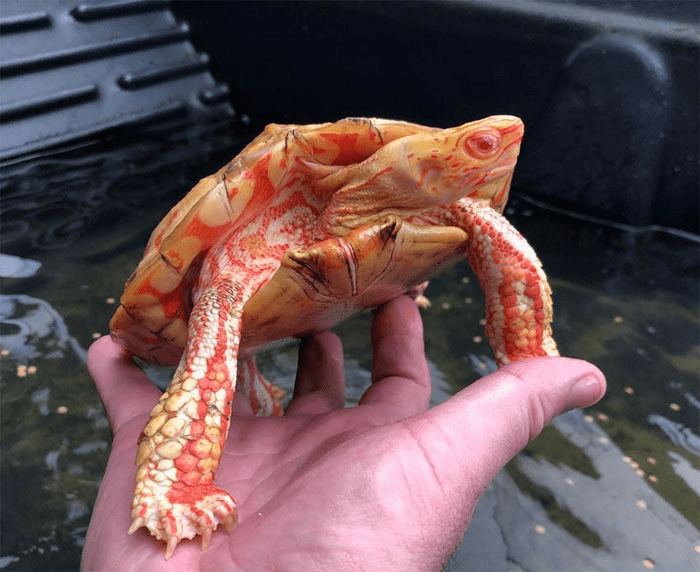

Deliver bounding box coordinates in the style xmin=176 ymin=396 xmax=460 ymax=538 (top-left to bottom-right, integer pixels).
xmin=321 ymin=115 xmax=524 ymax=234
xmin=402 ymin=115 xmax=524 ymax=213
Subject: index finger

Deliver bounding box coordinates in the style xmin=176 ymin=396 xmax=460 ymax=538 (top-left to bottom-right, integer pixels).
xmin=358 ymin=295 xmax=431 ymax=416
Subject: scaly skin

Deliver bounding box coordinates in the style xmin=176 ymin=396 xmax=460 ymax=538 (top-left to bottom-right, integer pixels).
xmin=432 ymin=198 xmax=556 ymax=364
xmin=129 ymin=279 xmax=243 ymax=558
xmin=111 ymin=116 xmax=559 ymax=558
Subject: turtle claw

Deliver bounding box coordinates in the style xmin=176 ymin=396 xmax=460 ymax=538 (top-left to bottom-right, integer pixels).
xmin=165 ymin=535 xmax=179 ymax=560
xmin=223 ymin=512 xmax=237 ymax=533
xmin=201 ymin=529 xmax=212 ymax=551
xmin=128 ymin=517 xmax=145 ymax=535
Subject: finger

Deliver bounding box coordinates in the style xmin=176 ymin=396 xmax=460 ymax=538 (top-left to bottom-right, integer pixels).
xmin=359 ymin=295 xmax=431 ymax=416
xmin=87 ymin=336 xmax=162 ymax=434
xmin=285 ymin=331 xmax=345 ymax=416
xmin=410 ymin=356 xmax=605 ymax=492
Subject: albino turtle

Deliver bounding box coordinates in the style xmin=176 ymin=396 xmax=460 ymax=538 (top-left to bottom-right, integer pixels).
xmin=109 ymin=115 xmax=558 ymax=558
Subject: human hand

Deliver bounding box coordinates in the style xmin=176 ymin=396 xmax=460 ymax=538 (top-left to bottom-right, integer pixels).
xmin=81 ymin=295 xmax=605 ymax=571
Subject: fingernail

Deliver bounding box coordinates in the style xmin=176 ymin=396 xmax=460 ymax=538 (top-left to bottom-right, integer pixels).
xmin=569 ymin=375 xmax=605 ymax=409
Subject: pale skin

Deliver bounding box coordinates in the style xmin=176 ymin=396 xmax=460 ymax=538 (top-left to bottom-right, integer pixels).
xmin=82 ymin=296 xmax=605 ymax=571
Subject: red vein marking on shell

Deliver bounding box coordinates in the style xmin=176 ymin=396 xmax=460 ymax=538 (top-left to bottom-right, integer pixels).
xmin=163 ymin=249 xmax=186 ymax=273
xmin=132 ymin=275 xmax=186 ymax=320
xmin=239 ymin=153 xmax=277 ymax=218
xmin=153 ymin=209 xmax=182 ymax=248
xmin=183 ymin=215 xmax=228 ymax=249
xmin=153 ymin=230 xmax=166 ymax=249
xmin=318 ymin=132 xmax=362 ymax=165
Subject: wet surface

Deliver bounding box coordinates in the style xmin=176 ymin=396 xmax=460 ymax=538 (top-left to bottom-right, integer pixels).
xmin=0 ymin=127 xmax=698 ymax=571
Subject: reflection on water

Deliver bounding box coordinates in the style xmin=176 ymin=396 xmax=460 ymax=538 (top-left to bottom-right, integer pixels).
xmin=0 ymin=127 xmax=698 ymax=570
xmin=0 ymin=294 xmax=86 ymax=361
xmin=649 ymin=413 xmax=700 ymax=459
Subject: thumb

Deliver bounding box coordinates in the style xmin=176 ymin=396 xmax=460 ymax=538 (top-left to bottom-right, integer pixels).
xmin=412 ymin=357 xmax=605 ymax=495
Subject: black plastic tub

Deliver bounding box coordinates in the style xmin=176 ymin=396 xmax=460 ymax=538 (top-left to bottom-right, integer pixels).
xmin=172 ymin=0 xmax=699 ymax=234
xmin=0 ymin=2 xmax=698 ymax=571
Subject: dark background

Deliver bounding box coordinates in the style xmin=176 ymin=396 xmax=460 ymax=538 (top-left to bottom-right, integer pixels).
xmin=171 ymin=0 xmax=699 ymax=233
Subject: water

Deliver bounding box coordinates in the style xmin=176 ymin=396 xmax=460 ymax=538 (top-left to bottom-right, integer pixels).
xmin=1 ymin=126 xmax=698 ymax=571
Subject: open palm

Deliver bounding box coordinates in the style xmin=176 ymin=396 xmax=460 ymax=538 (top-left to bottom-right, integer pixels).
xmin=82 ymin=296 xmax=604 ymax=572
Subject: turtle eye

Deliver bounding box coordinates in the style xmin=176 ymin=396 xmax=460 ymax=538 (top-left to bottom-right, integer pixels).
xmin=465 ymin=129 xmax=502 ymax=159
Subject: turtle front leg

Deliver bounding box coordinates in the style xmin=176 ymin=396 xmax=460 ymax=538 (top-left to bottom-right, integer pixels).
xmin=444 ymin=198 xmax=559 ymax=365
xmin=129 ymin=279 xmax=245 ymax=558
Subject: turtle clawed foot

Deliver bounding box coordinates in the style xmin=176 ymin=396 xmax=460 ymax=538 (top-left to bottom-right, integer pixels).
xmin=413 ymin=294 xmax=431 ymax=308
xmin=130 ymin=483 xmax=238 ymax=559
xmin=407 ymin=281 xmax=431 ymax=308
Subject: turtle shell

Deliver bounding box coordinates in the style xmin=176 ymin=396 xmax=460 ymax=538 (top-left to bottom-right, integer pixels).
xmin=110 ymin=116 xmax=520 ymax=365
xmin=110 ymin=118 xmax=443 ymax=364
